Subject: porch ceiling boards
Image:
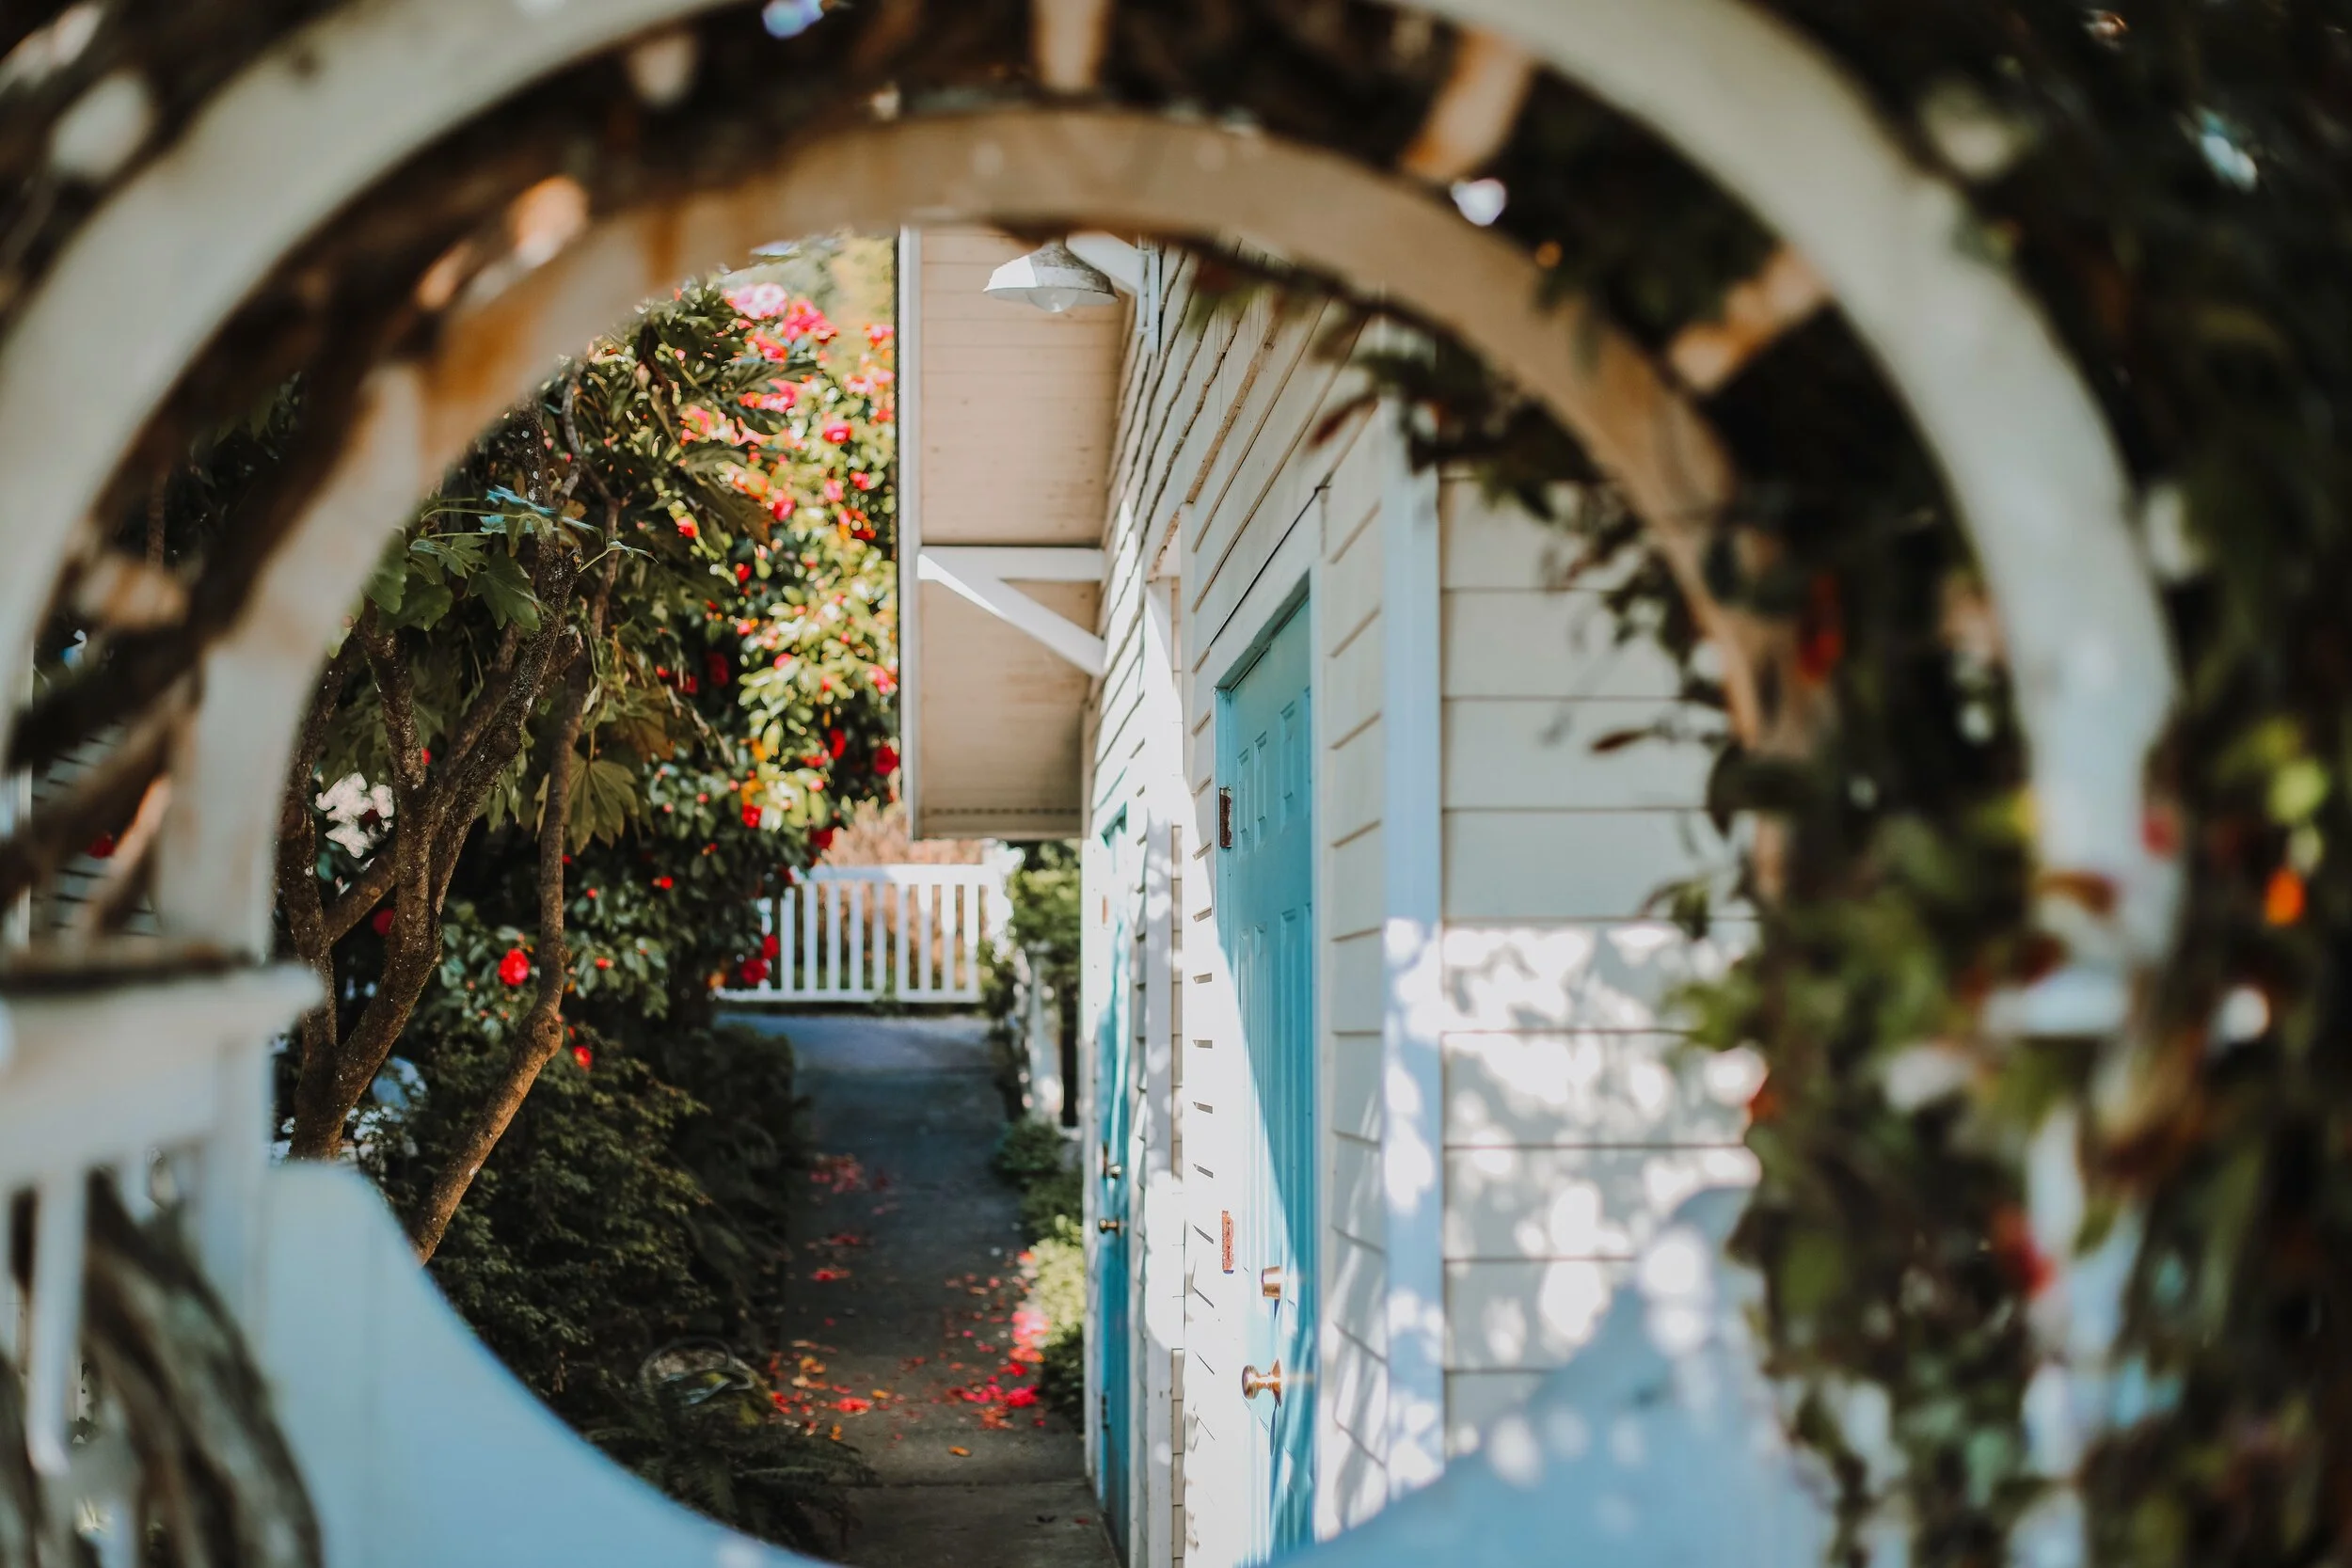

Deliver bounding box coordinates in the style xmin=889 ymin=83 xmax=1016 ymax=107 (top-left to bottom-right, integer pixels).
xmin=901 ymin=225 xmax=1124 ymax=840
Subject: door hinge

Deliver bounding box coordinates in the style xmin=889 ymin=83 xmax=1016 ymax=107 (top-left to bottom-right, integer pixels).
xmin=1218 ymin=787 xmax=1233 ymax=848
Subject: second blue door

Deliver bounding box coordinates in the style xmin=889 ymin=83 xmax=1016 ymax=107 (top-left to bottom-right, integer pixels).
xmin=1096 ymin=817 xmax=1135 ymax=1557
xmin=1219 ymin=598 xmax=1316 ymax=1560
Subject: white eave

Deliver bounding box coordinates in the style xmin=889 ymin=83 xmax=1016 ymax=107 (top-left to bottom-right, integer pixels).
xmin=898 ymin=225 xmax=1128 ymax=841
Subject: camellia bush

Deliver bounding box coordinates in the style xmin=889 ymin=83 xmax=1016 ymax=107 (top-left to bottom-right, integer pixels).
xmin=274 ymin=248 xmax=899 ymax=1546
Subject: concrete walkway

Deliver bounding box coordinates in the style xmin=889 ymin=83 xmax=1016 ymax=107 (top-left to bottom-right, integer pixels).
xmin=726 ymin=1011 xmax=1117 ymax=1568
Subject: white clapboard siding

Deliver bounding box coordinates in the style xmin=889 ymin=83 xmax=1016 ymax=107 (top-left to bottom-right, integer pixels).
xmin=28 ymin=725 xmax=159 ymax=938
xmin=1434 ymin=481 xmax=1753 ymax=1459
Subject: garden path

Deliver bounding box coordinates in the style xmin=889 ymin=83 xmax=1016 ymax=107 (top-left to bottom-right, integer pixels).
xmin=727 ymin=1010 xmax=1116 ymax=1568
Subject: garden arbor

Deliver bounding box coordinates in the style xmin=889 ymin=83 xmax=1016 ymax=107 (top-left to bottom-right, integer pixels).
xmin=0 ymin=2 xmax=2181 ymax=1566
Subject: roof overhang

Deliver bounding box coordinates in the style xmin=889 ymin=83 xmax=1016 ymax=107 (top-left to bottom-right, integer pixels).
xmin=898 ymin=226 xmax=1128 ymax=841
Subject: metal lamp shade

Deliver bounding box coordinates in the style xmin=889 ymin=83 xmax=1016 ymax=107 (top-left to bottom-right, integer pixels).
xmin=983 ymin=239 xmax=1120 ymax=312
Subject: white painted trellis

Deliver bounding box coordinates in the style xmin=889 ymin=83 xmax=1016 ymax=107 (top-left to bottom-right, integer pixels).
xmin=718 ymin=864 xmax=1009 ymax=1005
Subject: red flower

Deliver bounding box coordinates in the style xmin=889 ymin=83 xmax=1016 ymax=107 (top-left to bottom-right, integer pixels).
xmin=675 ymin=517 xmax=698 ymax=539
xmin=1990 ymin=1204 xmax=2055 ymax=1297
xmin=736 ymin=562 xmax=753 ymax=583
xmin=822 ymin=420 xmax=852 ymax=444
xmin=874 ymin=743 xmax=899 ymax=775
xmin=823 ymin=478 xmax=844 ymax=502
xmin=1795 ymin=573 xmax=1844 ymax=685
xmin=866 ymin=323 xmax=895 ymax=346
xmin=762 ymin=933 xmax=781 ymax=959
xmin=1004 ymin=1386 xmax=1039 ymax=1409
xmin=742 ymin=802 xmax=764 ymax=829
xmin=371 ymin=907 xmax=396 ymax=937
xmin=571 ymin=1044 xmax=595 ymax=1070
xmin=827 ymin=727 xmax=847 ymax=759
xmin=420 ymin=747 xmax=432 ymax=766
xmin=851 ymin=470 xmax=877 ymax=491
xmin=595 ymin=956 xmax=612 ymax=970
xmin=739 ymin=956 xmax=771 ymax=986
xmin=498 ymin=948 xmax=531 ymax=987
xmin=706 ymin=652 xmax=730 ymax=687
xmin=653 ymin=875 xmax=674 ymax=890
xmin=833 ymin=1396 xmax=871 ymax=1414
xmin=809 ymin=826 xmax=836 ymax=854
xmin=679 ymin=673 xmax=699 ymax=695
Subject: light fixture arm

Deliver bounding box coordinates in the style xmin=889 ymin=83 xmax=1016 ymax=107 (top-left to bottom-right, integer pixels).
xmin=1065 ymin=231 xmax=1143 ymax=293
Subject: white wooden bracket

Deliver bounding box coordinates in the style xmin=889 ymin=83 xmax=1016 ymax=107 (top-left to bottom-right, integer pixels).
xmin=916 ymin=546 xmax=1107 ymax=676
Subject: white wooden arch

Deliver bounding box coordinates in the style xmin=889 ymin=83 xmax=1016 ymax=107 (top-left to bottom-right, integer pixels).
xmin=0 ymin=0 xmax=2177 ymax=968
xmin=0 ymin=3 xmax=2183 ymax=1565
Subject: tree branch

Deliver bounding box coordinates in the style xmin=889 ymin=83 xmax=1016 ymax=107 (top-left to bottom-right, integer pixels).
xmin=409 ymin=520 xmax=614 ymax=1259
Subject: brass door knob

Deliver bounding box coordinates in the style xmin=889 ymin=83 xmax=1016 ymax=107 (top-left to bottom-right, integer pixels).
xmin=1240 ymin=1361 xmax=1283 ymax=1402
xmin=1098 ymin=1217 xmax=1124 ymax=1235
xmin=1259 ymin=1265 xmax=1284 ymax=1300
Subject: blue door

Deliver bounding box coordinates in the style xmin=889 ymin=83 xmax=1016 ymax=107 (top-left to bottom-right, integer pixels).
xmin=1218 ymin=599 xmax=1316 ymax=1560
xmin=1095 ymin=818 xmax=1135 ymax=1557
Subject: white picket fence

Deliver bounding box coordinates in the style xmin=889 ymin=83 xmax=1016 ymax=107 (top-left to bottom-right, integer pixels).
xmin=720 ymin=864 xmax=1009 ymax=1004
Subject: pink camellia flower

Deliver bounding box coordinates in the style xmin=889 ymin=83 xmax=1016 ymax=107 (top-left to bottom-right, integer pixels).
xmin=498 ymin=948 xmax=531 ymax=987
xmin=571 ymin=1044 xmax=595 ymax=1070
xmin=821 ymin=420 xmax=852 ymax=444
xmin=866 ymin=323 xmax=895 ymax=346
xmin=675 ymin=516 xmax=698 ymax=539
xmin=781 ymin=301 xmax=835 ymax=343
xmin=723 ymin=281 xmax=790 ymax=320
xmin=851 ymin=470 xmax=877 ymax=491
xmin=823 ymin=478 xmax=844 ymax=502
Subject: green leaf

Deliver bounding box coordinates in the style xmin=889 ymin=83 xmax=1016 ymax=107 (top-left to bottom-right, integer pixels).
xmin=473 ymin=552 xmax=542 ymax=632
xmin=389 ymin=577 xmax=454 ymax=631
xmin=364 ymin=541 xmax=407 ymax=614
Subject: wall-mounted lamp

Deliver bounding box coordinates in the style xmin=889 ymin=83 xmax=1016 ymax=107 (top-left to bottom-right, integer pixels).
xmin=983 ymin=234 xmax=1142 ymax=313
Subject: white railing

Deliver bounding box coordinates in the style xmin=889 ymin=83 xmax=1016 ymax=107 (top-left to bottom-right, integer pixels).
xmin=721 ymin=864 xmax=1009 ymax=1005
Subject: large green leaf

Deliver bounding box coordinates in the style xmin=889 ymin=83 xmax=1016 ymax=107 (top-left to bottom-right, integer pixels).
xmin=472 ymin=551 xmax=542 ymax=632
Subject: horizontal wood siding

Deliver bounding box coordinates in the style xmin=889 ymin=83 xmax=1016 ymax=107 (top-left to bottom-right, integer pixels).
xmin=1433 ymin=482 xmax=1753 ymax=1457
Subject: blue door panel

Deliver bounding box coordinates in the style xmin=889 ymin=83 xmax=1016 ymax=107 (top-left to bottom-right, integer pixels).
xmin=1219 ymin=600 xmax=1316 ymax=1561
xmin=1097 ymin=818 xmax=1134 ymax=1556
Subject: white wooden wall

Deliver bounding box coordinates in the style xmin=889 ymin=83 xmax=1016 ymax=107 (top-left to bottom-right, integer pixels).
xmin=1086 ymin=254 xmax=1763 ymax=1567
xmin=1432 ymin=480 xmax=1759 ymax=1452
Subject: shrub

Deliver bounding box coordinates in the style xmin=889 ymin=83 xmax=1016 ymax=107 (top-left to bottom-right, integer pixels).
xmin=991 ymin=1118 xmax=1066 ymax=1187
xmin=1019 ymin=1167 xmax=1082 ymax=1245
xmin=584 ymin=1358 xmax=873 ymax=1558
xmin=1027 ymin=1213 xmax=1087 ymax=1426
